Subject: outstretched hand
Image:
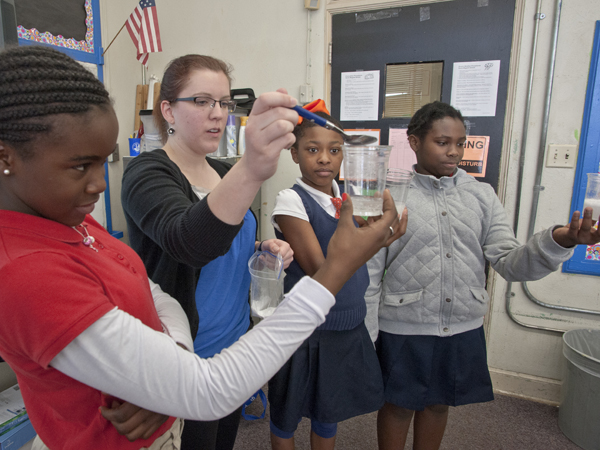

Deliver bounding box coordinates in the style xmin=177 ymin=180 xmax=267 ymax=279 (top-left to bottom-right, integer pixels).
xmin=552 ymin=207 xmax=600 ymax=248
xmin=100 ymin=398 xmax=169 ymax=442
xmin=313 ymin=190 xmax=407 ymax=296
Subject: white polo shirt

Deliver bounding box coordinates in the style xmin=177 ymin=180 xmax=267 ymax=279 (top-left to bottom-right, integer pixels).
xmin=271 ymin=178 xmax=341 ymax=232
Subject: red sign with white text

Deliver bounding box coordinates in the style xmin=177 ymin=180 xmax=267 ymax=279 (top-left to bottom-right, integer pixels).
xmin=458 ymin=136 xmax=489 ymax=177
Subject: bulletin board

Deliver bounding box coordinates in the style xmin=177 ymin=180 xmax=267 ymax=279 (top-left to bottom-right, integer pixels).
xmin=16 ymin=0 xmax=102 ymax=64
xmin=562 ymin=21 xmax=600 ymax=276
xmin=330 ymin=0 xmax=516 ymax=191
xmin=16 ymin=0 xmax=87 ymax=42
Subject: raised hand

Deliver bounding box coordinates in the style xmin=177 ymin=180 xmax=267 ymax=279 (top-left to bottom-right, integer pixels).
xmin=552 ymin=207 xmax=600 ymax=248
xmin=237 ymin=89 xmax=298 ymax=183
xmin=207 ymin=90 xmax=298 ymax=225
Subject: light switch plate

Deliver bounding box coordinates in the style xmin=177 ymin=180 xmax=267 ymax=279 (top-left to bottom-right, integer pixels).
xmin=108 ymin=143 xmax=119 ymax=163
xmin=299 ymin=84 xmax=313 ymax=103
xmin=546 ymin=144 xmax=576 ymax=168
xmin=304 ymin=0 xmax=320 ymax=10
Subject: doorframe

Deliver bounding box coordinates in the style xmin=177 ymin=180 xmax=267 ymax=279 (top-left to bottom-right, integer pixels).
xmin=323 ymin=0 xmax=528 ymax=337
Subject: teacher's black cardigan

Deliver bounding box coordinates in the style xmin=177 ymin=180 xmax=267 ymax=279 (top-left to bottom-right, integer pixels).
xmin=121 ymin=149 xmax=244 ymax=338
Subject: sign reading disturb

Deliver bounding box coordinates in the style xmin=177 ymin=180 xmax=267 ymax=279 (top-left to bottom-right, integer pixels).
xmin=458 ymin=136 xmax=490 ymax=178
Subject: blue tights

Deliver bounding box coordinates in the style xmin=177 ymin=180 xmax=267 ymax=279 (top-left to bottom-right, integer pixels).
xmin=270 ymin=419 xmax=337 ymax=439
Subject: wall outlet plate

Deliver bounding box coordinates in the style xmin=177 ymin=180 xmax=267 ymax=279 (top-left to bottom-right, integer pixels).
xmin=545 ymin=144 xmax=577 ymax=168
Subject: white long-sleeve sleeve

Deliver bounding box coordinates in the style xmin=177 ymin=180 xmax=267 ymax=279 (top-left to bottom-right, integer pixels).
xmin=50 ymin=276 xmax=333 ymax=421
xmin=148 ymin=278 xmax=194 ymax=351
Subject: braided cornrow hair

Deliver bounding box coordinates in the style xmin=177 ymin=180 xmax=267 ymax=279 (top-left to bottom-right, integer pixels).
xmin=407 ymin=101 xmax=464 ymax=141
xmin=0 ymin=45 xmax=111 ymax=158
xmin=291 ymin=111 xmax=344 ymax=150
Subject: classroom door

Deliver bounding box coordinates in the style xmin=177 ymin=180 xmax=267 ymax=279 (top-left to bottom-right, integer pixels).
xmin=330 ymin=0 xmax=516 ymax=189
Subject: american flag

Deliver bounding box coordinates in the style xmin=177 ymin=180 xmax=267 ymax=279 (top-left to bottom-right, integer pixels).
xmin=126 ymin=0 xmax=162 ymax=66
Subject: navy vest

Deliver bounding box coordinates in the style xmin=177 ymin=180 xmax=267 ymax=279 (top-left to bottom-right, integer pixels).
xmin=275 ymin=184 xmax=368 ymax=331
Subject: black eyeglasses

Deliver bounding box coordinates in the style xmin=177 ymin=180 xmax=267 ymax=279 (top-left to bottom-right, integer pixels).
xmin=170 ymin=96 xmax=237 ymax=113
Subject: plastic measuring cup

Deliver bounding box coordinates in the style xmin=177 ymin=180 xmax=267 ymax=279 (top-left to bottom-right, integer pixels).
xmin=386 ymin=168 xmax=413 ymax=213
xmin=583 ymin=173 xmax=600 ymax=216
xmin=342 ymin=145 xmax=392 ymax=216
xmin=248 ymin=251 xmax=284 ymax=319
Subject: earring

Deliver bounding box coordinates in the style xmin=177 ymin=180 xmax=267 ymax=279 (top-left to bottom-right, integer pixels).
xmin=3 ymin=169 xmax=9 ymax=175
xmin=167 ymin=127 xmax=175 ymax=135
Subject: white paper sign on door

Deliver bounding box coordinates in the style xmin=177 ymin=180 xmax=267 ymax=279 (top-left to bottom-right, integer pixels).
xmin=340 ymin=70 xmax=380 ymax=121
xmin=450 ymin=60 xmax=500 ymax=117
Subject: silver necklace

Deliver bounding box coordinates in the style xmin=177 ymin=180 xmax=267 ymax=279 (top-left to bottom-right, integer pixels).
xmin=72 ymin=224 xmax=98 ymax=252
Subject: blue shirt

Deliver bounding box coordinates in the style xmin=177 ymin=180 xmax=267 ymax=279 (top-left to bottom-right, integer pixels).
xmin=193 ymin=209 xmax=256 ymax=358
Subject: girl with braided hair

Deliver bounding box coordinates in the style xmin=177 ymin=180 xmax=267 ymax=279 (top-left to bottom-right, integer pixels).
xmin=366 ymin=101 xmax=600 ymax=450
xmin=0 ymin=45 xmax=403 ymax=450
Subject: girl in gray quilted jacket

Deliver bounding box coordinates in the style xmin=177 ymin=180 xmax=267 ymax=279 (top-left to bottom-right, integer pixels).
xmin=365 ymin=101 xmax=600 ymax=450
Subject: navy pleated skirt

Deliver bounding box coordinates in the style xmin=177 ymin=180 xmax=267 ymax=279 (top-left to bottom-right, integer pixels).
xmin=268 ymin=322 xmax=384 ymax=433
xmin=376 ymin=326 xmax=494 ymax=411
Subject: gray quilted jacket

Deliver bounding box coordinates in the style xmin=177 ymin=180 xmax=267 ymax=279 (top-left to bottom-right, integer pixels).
xmin=365 ymin=169 xmax=574 ymax=339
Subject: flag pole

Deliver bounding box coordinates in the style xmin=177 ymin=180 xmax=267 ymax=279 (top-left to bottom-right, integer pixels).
xmin=101 ymin=22 xmax=127 ymax=57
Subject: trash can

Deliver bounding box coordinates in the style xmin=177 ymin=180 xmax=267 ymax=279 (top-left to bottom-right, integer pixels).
xmin=558 ymin=329 xmax=600 ymax=450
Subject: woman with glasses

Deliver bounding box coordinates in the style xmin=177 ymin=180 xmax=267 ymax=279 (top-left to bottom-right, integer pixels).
xmin=121 ymin=55 xmax=295 ymax=450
